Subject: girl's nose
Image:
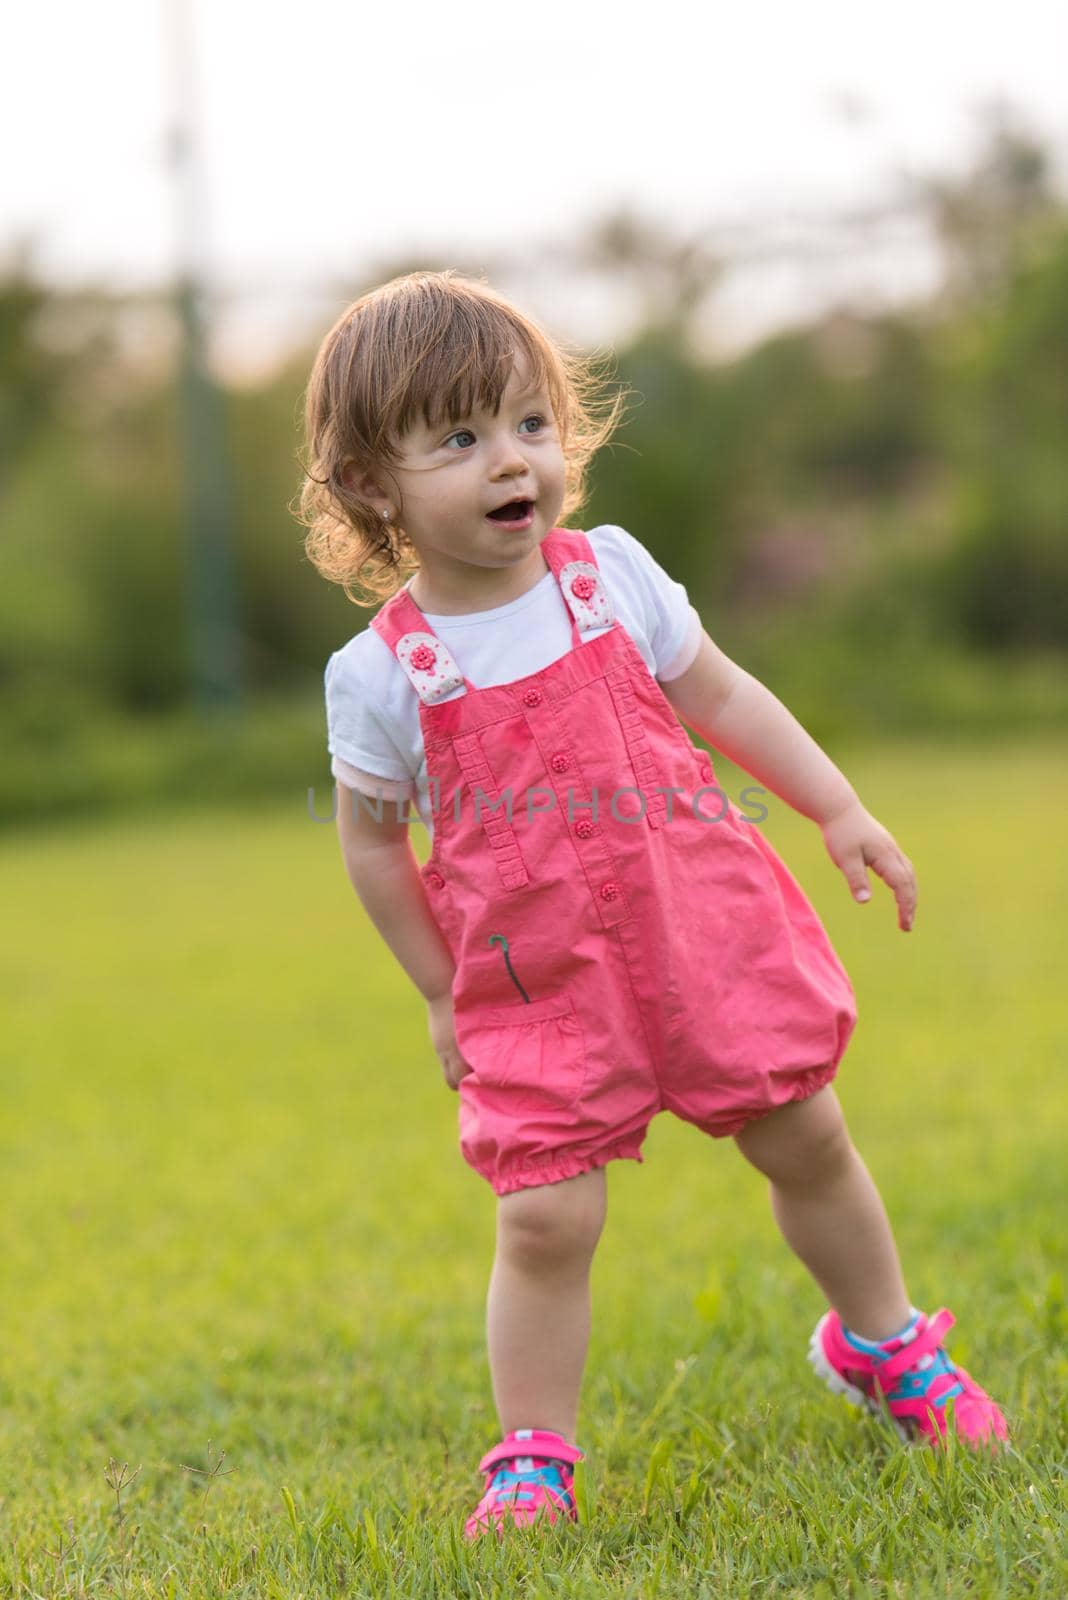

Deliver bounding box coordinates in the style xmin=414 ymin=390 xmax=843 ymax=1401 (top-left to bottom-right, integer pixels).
xmin=489 ymin=433 xmax=530 ymax=475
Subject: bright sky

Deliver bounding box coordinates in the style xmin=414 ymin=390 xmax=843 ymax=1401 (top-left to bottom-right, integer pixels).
xmin=5 ymin=1 xmax=1066 ymax=376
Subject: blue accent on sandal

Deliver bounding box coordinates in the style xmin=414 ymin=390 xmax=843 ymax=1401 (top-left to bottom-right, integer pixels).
xmin=842 ymin=1312 xmax=965 ymax=1408
xmin=488 ymin=1462 xmax=570 ymax=1501
xmin=891 ymin=1368 xmax=965 ymax=1407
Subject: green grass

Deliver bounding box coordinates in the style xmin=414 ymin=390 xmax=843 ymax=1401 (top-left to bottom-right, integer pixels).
xmin=1 ymin=735 xmax=1065 ymax=1598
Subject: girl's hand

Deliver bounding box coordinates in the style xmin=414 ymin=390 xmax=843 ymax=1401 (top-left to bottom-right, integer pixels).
xmin=820 ymin=799 xmax=917 ymax=932
xmin=426 ymin=992 xmax=473 ymax=1090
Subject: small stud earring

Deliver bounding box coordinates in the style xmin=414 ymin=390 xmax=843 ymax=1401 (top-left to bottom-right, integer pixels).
xmin=382 ymin=509 xmax=391 ymax=521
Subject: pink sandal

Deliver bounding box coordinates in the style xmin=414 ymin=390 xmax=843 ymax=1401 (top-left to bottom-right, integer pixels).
xmin=463 ymin=1428 xmax=583 ymax=1541
xmin=809 ymin=1306 xmax=1008 ymax=1448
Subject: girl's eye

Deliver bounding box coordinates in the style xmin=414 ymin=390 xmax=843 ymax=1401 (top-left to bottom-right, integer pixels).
xmin=443 ymin=414 xmax=547 ymax=449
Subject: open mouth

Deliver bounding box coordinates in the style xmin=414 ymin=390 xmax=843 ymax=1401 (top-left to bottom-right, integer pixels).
xmin=486 ymin=498 xmax=534 ymax=525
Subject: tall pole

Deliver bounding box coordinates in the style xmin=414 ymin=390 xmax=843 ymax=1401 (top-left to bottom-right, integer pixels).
xmin=164 ymin=0 xmax=242 ymax=713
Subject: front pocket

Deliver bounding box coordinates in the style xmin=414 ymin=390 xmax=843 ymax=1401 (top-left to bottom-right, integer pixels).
xmin=456 ymin=992 xmax=588 ymax=1113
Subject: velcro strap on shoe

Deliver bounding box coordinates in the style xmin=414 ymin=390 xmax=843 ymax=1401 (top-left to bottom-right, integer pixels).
xmin=478 ymin=1429 xmax=584 ymax=1474
xmin=877 ymin=1307 xmax=956 ymax=1389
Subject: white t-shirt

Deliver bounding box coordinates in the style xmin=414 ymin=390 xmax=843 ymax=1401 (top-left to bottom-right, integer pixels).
xmin=324 ymin=523 xmax=703 ymax=835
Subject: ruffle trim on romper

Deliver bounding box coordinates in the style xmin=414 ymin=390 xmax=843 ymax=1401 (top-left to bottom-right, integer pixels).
xmin=488 ymin=1136 xmax=647 ymax=1197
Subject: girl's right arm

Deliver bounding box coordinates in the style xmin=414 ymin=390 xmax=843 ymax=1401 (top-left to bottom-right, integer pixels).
xmin=334 ymin=784 xmax=472 ymax=1088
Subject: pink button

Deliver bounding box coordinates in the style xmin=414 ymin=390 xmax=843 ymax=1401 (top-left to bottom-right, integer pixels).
xmin=409 ymin=644 xmax=437 ymax=672
xmin=575 ymin=819 xmax=595 ymax=840
xmin=550 ymin=753 xmax=570 ymax=773
xmin=425 ymin=871 xmax=445 ymax=890
xmin=522 ymin=688 xmax=543 ymax=707
xmin=570 ymin=575 xmax=597 ymax=601
xmin=599 ymin=881 xmax=621 ymax=901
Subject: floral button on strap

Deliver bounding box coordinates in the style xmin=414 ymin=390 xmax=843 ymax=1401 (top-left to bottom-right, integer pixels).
xmin=559 ymin=560 xmax=614 ymax=634
xmin=395 ymin=631 xmax=465 ymax=704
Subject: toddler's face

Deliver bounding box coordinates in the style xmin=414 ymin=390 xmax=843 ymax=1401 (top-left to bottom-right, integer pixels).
xmin=378 ymin=357 xmax=567 ymax=592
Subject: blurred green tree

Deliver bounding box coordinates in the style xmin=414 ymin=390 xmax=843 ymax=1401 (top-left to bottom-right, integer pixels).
xmin=930 ymin=217 xmax=1068 ymax=649
xmin=0 ymin=242 xmax=73 ymax=492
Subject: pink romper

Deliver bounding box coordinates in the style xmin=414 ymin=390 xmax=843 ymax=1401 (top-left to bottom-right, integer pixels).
xmin=369 ymin=527 xmax=858 ymax=1197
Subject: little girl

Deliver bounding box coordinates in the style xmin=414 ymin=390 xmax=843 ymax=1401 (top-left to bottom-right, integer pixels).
xmin=301 ymin=270 xmax=1007 ymax=1539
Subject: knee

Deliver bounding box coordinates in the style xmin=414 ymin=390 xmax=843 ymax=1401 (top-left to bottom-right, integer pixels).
xmin=738 ymin=1090 xmax=856 ymax=1189
xmin=497 ymin=1169 xmax=606 ymax=1272
xmin=787 ymin=1114 xmax=855 ymax=1189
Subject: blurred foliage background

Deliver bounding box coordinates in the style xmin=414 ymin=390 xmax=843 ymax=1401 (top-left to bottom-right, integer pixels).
xmin=2 ymin=119 xmax=1065 ymax=831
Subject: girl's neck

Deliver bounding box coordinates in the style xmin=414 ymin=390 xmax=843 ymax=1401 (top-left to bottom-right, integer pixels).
xmin=409 ymin=548 xmax=550 ymax=617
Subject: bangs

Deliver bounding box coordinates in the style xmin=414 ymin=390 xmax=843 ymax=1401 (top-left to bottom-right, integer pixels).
xmin=371 ymin=286 xmax=563 ymax=452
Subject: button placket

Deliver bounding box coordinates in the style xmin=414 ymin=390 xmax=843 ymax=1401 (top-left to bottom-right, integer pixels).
xmin=566 ymin=797 xmax=630 ymax=927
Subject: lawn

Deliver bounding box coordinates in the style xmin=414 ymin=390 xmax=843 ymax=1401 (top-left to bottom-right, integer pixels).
xmin=1 ymin=733 xmax=1065 ymax=1598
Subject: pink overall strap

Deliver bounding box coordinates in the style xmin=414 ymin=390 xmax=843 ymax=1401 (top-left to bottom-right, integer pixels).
xmin=368 ymin=586 xmax=474 ymax=705
xmin=545 ymin=530 xmax=667 ymax=831
xmin=541 ymin=528 xmax=616 ymax=646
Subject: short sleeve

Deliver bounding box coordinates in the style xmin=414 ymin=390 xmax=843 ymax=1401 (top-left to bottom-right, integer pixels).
xmin=331 ymin=755 xmax=414 ymax=802
xmin=657 ymin=606 xmax=703 ymax=680
xmin=604 ymin=525 xmax=702 ymax=681
xmin=324 ymin=649 xmax=416 ymax=798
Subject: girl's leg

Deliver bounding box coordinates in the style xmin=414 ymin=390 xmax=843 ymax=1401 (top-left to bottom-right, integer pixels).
xmin=486 ymin=1166 xmax=607 ymax=1442
xmin=733 ymin=1085 xmax=911 ymax=1341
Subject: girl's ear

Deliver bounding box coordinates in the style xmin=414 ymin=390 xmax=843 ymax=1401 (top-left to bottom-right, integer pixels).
xmin=342 ymin=460 xmax=392 ymax=511
xmin=340 ymin=460 xmax=372 ymax=497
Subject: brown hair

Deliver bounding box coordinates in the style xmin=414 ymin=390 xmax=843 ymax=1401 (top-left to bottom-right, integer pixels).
xmin=296 ymin=270 xmax=630 ymax=606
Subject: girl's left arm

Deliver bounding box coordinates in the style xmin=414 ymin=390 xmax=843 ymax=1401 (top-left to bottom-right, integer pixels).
xmin=660 ymin=631 xmax=917 ymax=932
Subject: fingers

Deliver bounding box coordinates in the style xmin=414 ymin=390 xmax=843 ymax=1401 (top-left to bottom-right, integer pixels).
xmin=847 ymin=843 xmax=918 ymax=930
xmin=846 ymin=865 xmax=872 ymax=904
xmin=444 ymin=1055 xmax=473 ymax=1091
xmin=879 ymin=847 xmax=917 ymax=930
xmin=427 ymin=999 xmax=472 ymax=1089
